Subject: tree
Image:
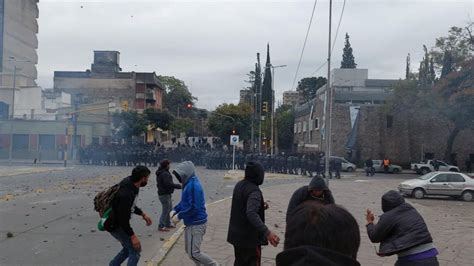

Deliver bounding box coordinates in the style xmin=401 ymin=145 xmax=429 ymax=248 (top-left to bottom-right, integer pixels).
xmin=341 ymin=33 xmax=357 ymax=68
xmin=170 ymin=117 xmax=194 ymax=137
xmin=112 ymin=111 xmax=147 ymax=143
xmin=434 ymin=58 xmax=474 ymax=161
xmin=207 ymin=103 xmax=252 ymax=146
xmin=276 ymin=105 xmax=295 ymax=151
xmin=430 ymin=23 xmax=473 ymax=79
xmin=143 ymin=108 xmax=174 ymax=131
xmin=296 ymin=77 xmax=327 ymax=103
xmin=158 ymin=76 xmax=197 ymax=118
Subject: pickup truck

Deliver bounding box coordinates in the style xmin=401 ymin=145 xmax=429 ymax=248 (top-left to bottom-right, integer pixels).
xmin=411 ymin=160 xmax=460 ymax=175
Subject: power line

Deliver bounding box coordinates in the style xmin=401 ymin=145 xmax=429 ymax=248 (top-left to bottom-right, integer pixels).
xmin=291 ymin=0 xmax=319 ymax=91
xmin=331 ymin=0 xmax=347 ymax=54
xmin=309 ymin=0 xmax=347 ymax=77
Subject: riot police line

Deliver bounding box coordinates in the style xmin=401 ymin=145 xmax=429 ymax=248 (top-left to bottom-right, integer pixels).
xmin=78 ymin=143 xmax=343 ymax=178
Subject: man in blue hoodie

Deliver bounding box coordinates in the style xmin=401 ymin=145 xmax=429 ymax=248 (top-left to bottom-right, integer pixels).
xmin=170 ymin=161 xmax=218 ymax=266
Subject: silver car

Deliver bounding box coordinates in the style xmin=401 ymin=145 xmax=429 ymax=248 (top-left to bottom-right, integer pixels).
xmin=372 ymin=160 xmax=402 ymax=174
xmin=398 ymin=172 xmax=474 ymax=201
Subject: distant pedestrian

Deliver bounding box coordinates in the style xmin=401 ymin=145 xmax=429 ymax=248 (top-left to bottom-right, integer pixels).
xmin=286 ymin=176 xmax=335 ymax=223
xmin=366 ymin=191 xmax=439 ymax=266
xmin=108 ymin=166 xmax=153 ymax=266
xmin=156 ymin=159 xmax=181 ymax=232
xmin=466 ymin=159 xmax=472 ymax=173
xmin=365 ymin=158 xmax=374 ymax=176
xmin=382 ymin=157 xmax=390 ymax=173
xmin=227 ymin=162 xmax=280 ymax=266
xmin=335 ymin=159 xmax=342 ymax=179
xmin=170 ymin=161 xmax=218 ymax=266
xmin=276 ymin=201 xmax=360 ymax=266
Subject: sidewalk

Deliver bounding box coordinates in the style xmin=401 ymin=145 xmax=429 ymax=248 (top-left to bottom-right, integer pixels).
xmin=158 ymin=178 xmax=474 ymax=266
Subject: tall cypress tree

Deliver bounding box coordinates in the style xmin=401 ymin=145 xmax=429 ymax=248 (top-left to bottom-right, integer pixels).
xmin=341 ymin=33 xmax=357 ymax=68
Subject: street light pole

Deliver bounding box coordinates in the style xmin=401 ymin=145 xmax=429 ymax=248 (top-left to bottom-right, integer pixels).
xmin=324 ymin=0 xmax=333 ymax=183
xmin=269 ymin=64 xmax=287 ymax=156
xmin=8 ymin=65 xmax=17 ymax=165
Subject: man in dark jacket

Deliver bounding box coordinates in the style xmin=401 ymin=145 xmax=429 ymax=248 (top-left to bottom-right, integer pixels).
xmin=227 ymin=162 xmax=280 ymax=266
xmin=366 ymin=190 xmax=439 ymax=266
xmin=286 ymin=176 xmax=335 ymax=223
xmin=276 ymin=201 xmax=360 ymax=266
xmin=109 ymin=166 xmax=153 ymax=266
xmin=156 ymin=159 xmax=182 ymax=232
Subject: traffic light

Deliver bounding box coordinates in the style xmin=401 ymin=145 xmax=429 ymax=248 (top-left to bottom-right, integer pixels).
xmin=262 ymin=102 xmax=268 ymax=113
xmin=186 ymin=103 xmax=193 ymax=109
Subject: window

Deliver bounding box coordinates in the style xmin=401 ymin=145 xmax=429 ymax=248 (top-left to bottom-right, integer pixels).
xmin=39 ymin=134 xmax=55 ymax=150
xmin=13 ymin=134 xmax=29 ymax=150
xmin=386 ymin=115 xmax=393 ymax=128
xmin=314 ymin=118 xmax=319 ymax=129
xmin=448 ymin=174 xmax=465 ymax=182
xmin=303 ymin=121 xmax=307 ymax=132
xmin=294 ymin=123 xmax=297 ymax=133
xmin=431 ymin=174 xmax=448 ymax=183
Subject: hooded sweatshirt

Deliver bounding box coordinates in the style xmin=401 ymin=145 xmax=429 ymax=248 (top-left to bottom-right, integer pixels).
xmin=367 ymin=190 xmax=434 ymax=256
xmin=156 ymin=166 xmax=181 ymax=196
xmin=286 ymin=177 xmax=335 ymax=223
xmin=109 ymin=177 xmax=144 ymax=236
xmin=172 ymin=161 xmax=207 ymax=226
xmin=276 ymin=245 xmax=360 ymax=266
xmin=227 ymin=162 xmax=268 ymax=247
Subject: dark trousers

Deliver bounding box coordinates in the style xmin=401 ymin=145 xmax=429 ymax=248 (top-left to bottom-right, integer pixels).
xmin=395 ymin=257 xmax=439 ymax=266
xmin=233 ymin=246 xmax=261 ymax=266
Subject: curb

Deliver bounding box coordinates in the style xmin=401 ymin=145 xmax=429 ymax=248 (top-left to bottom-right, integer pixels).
xmin=0 ymin=167 xmax=72 ymax=178
xmin=146 ymin=197 xmax=232 ymax=266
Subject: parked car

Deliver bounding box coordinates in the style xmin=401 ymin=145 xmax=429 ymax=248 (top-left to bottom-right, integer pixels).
xmin=410 ymin=160 xmax=459 ymax=175
xmin=398 ymin=172 xmax=474 ymax=201
xmin=372 ymin=160 xmax=402 ymax=174
xmin=321 ymin=156 xmax=356 ymax=172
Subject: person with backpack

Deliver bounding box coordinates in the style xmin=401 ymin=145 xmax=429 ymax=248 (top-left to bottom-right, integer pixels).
xmin=169 ymin=161 xmax=218 ymax=266
xmin=156 ymin=159 xmax=181 ymax=232
xmin=108 ymin=166 xmax=153 ymax=266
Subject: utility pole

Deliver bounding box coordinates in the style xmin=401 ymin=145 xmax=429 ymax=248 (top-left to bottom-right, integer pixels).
xmin=270 ymin=64 xmax=287 ymax=155
xmin=324 ymin=0 xmax=333 ymax=183
xmin=8 ymin=65 xmax=17 ymax=165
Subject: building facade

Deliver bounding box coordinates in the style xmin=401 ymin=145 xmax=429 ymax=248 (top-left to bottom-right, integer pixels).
xmin=54 ymin=51 xmax=164 ymax=112
xmin=283 ymin=90 xmax=299 ymax=106
xmin=293 ymin=68 xmax=473 ymax=169
xmin=0 ymin=0 xmax=38 ymax=87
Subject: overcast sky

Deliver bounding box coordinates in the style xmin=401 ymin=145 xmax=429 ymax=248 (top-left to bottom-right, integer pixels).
xmin=37 ymin=0 xmax=473 ymax=110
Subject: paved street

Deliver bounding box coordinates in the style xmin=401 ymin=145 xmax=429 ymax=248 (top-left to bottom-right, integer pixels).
xmin=0 ymin=165 xmax=308 ymax=266
xmin=161 ymin=176 xmax=474 ymax=266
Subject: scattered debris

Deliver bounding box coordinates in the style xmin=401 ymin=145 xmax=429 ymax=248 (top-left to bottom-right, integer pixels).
xmin=6 ymin=232 xmax=13 ymax=238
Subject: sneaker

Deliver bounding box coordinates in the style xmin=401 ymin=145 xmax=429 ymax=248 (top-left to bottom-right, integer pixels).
xmin=158 ymin=227 xmax=170 ymax=232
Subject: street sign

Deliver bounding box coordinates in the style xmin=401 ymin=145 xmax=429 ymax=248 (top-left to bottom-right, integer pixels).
xmin=230 ymin=135 xmax=239 ymax=146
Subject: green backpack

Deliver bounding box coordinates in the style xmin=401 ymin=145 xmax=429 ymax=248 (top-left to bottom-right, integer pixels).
xmin=94 ymin=184 xmax=120 ymax=231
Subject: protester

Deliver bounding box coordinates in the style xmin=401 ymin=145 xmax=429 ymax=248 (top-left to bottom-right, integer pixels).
xmin=156 ymin=159 xmax=181 ymax=232
xmin=227 ymin=162 xmax=280 ymax=266
xmin=108 ymin=166 xmax=153 ymax=266
xmin=383 ymin=157 xmax=391 ymax=173
xmin=365 ymin=158 xmax=374 ymax=176
xmin=286 ymin=176 xmax=335 ymax=223
xmin=170 ymin=161 xmax=218 ymax=266
xmin=366 ymin=190 xmax=439 ymax=266
xmin=276 ymin=201 xmax=360 ymax=266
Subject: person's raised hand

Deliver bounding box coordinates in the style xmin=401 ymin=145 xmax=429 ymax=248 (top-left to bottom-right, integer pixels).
xmin=366 ymin=209 xmax=375 ymax=224
xmin=171 ymin=214 xmax=180 ymax=225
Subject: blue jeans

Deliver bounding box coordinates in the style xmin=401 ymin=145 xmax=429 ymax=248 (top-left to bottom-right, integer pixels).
xmin=159 ymin=194 xmax=172 ymax=228
xmin=109 ymin=228 xmax=140 ymax=266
